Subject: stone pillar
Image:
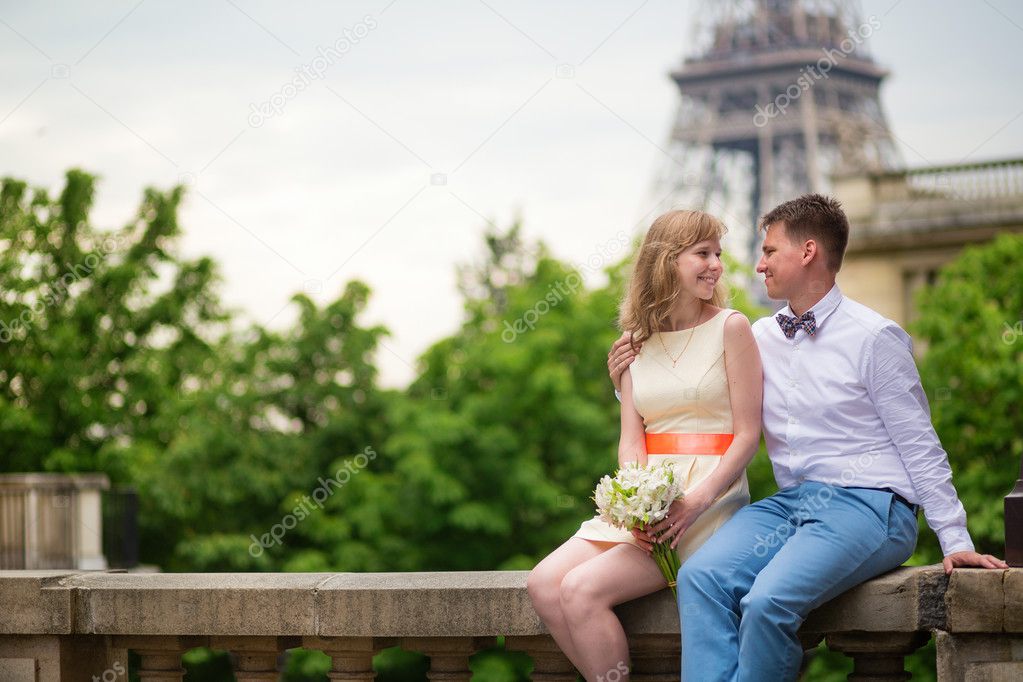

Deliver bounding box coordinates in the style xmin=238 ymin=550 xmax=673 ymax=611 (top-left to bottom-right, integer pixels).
xmin=798 ymin=631 xmax=825 ymax=678
xmin=0 ymin=634 xmax=127 ymax=682
xmin=73 ymin=481 xmax=107 ymax=570
xmin=405 ymin=636 xmax=495 ymax=682
xmin=211 ymin=636 xmax=300 ymax=682
xmin=826 ymin=631 xmax=930 ymax=682
xmin=305 ymin=636 xmax=378 ymax=682
xmin=0 ymin=473 xmax=110 ymax=569
xmin=626 ymin=633 xmax=678 ymax=682
xmin=504 ymin=635 xmax=578 ymax=682
xmin=113 ymin=636 xmax=205 ymax=682
xmin=935 ymin=631 xmax=1023 ymax=681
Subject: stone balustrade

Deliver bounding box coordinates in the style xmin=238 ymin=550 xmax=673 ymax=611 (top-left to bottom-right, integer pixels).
xmin=0 ymin=474 xmax=110 ymax=571
xmin=1 ymin=566 xmax=1021 ymax=681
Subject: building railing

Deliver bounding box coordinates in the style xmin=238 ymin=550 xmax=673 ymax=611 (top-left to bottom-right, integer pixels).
xmin=899 ymin=157 xmax=1023 ymax=202
xmin=1 ymin=566 xmax=1021 ymax=681
xmin=833 ymin=156 xmax=1023 ymax=244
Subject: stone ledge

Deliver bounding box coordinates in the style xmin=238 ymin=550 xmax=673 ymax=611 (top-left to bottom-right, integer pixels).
xmin=1 ymin=566 xmax=1019 ymax=638
xmin=0 ymin=571 xmax=80 ymax=635
xmin=945 ymin=568 xmax=1022 ymax=633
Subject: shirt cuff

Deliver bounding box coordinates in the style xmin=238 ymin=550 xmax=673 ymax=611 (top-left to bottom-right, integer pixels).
xmin=614 ymin=388 xmax=622 ymax=403
xmin=936 ymin=525 xmax=976 ymax=557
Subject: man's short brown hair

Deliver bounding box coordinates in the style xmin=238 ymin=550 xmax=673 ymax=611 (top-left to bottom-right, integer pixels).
xmin=759 ymin=193 xmax=849 ymax=271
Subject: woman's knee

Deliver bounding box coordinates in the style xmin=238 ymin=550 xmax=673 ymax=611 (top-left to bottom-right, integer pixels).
xmin=559 ymin=567 xmax=603 ymax=616
xmin=527 ymin=565 xmax=560 ymax=612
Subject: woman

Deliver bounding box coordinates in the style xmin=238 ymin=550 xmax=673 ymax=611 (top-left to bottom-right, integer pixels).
xmin=526 ymin=209 xmax=763 ymax=681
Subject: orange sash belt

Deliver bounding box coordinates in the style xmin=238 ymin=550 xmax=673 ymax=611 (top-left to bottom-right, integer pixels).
xmin=645 ymin=432 xmax=734 ymax=456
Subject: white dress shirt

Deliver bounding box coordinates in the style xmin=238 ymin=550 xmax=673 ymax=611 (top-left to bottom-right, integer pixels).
xmin=751 ymin=284 xmax=974 ymax=556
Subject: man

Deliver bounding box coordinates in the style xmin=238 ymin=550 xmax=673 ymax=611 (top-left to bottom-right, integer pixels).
xmin=607 ymin=194 xmax=1007 ymax=680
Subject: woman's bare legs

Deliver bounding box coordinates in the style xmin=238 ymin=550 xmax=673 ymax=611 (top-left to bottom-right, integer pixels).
xmin=528 ymin=538 xmax=608 ymax=671
xmin=528 ymin=539 xmax=668 ymax=681
xmin=559 ymin=543 xmax=668 ymax=681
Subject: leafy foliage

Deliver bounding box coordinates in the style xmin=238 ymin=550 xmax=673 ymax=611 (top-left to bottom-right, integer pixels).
xmin=912 ymin=232 xmax=1023 ymax=564
xmin=10 ymin=171 xmax=1015 ymax=682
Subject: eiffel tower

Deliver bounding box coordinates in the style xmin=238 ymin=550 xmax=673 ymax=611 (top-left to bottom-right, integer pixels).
xmin=651 ymin=0 xmax=901 ymax=270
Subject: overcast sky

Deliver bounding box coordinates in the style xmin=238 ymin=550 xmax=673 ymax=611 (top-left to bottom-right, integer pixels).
xmin=3 ymin=0 xmax=1022 ymax=387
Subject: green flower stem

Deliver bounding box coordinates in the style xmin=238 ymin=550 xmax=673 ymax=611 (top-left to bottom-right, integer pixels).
xmin=651 ymin=541 xmax=680 ymax=600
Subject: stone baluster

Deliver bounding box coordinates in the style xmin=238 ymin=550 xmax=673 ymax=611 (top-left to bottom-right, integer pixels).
xmin=211 ymin=636 xmax=300 ymax=682
xmin=797 ymin=631 xmax=825 ymax=678
xmin=405 ymin=636 xmax=495 ymax=682
xmin=627 ymin=633 xmax=678 ymax=682
xmin=504 ymin=635 xmax=578 ymax=682
xmin=112 ymin=636 xmax=206 ymax=682
xmin=826 ymin=631 xmax=930 ymax=682
xmin=305 ymin=636 xmax=379 ymax=682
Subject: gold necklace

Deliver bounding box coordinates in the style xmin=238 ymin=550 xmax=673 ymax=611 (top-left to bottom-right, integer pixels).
xmin=658 ymin=327 xmax=695 ymax=367
xmin=657 ymin=305 xmax=703 ymax=367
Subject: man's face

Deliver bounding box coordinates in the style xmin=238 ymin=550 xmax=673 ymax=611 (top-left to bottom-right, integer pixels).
xmin=755 ymin=222 xmax=804 ymax=301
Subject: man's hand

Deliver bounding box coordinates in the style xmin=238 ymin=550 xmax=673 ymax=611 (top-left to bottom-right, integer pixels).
xmin=608 ymin=332 xmax=639 ymax=392
xmin=942 ymin=550 xmax=1009 ymax=574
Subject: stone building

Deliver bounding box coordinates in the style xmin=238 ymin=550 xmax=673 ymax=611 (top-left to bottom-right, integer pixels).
xmin=834 ymin=156 xmax=1023 ymax=338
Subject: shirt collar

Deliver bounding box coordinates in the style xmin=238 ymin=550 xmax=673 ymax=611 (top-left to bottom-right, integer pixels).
xmin=778 ymin=283 xmax=843 ymax=328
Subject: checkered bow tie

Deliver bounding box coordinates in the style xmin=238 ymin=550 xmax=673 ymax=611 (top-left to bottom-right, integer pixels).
xmin=775 ymin=310 xmax=817 ymax=339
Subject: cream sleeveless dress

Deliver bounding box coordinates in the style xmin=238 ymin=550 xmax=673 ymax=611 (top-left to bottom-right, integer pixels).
xmin=573 ymin=307 xmax=751 ymax=563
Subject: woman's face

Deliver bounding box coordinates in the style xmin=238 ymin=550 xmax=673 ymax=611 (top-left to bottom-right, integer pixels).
xmin=674 ymin=237 xmax=723 ymax=300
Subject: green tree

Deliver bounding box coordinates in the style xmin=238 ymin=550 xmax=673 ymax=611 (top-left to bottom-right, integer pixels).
xmin=371 ymin=224 xmax=770 ymax=571
xmin=0 ymin=170 xmax=396 ymax=573
xmin=0 ymin=169 xmax=226 ymax=475
xmin=912 ymin=232 xmax=1023 ymax=563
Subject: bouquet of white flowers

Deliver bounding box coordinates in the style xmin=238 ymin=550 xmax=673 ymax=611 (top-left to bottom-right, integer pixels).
xmin=591 ymin=461 xmax=686 ymax=597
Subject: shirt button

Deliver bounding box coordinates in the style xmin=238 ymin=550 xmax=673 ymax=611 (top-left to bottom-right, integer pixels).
xmin=789 ymin=380 xmax=797 ymax=387
xmin=789 ymin=417 xmax=798 ymax=424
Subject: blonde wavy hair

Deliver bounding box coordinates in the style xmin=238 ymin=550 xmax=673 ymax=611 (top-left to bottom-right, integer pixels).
xmin=618 ymin=209 xmax=729 ymax=348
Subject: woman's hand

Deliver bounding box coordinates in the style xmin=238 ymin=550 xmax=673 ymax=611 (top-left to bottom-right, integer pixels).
xmin=633 ymin=491 xmax=713 ymax=552
xmin=608 ymin=332 xmax=640 ymax=392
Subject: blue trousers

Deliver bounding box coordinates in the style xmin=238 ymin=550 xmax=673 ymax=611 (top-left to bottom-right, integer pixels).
xmin=677 ymin=482 xmax=918 ymax=681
